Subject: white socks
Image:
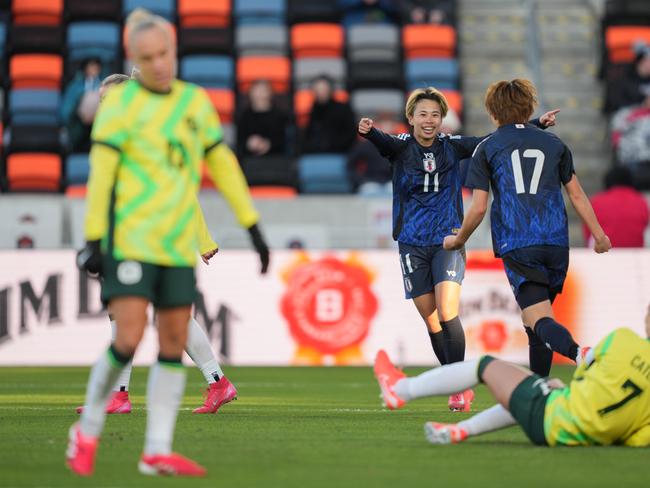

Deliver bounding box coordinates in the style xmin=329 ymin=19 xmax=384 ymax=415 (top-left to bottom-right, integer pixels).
xmin=110 ymin=320 xmax=132 ymax=392
xmin=80 ymin=348 xmax=127 ymax=438
xmin=458 ymin=404 xmax=516 ymax=436
xmin=185 ymin=317 xmax=223 ymax=384
xmin=393 ymin=359 xmax=480 ymax=401
xmin=144 ymin=361 xmax=187 ymax=456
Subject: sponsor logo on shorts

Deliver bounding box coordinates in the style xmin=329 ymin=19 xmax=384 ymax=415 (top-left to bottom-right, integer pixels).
xmin=117 ymin=261 xmax=142 ymax=285
xmin=404 ymin=277 xmax=413 ymax=293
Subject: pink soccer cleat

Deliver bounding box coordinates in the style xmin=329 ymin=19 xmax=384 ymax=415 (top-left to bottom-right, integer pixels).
xmin=424 ymin=422 xmax=469 ymax=445
xmin=76 ymin=390 xmax=132 ymax=414
xmin=373 ymin=350 xmax=407 ymax=410
xmin=66 ymin=423 xmax=99 ymax=476
xmin=192 ymin=377 xmax=237 ymax=414
xmin=448 ymin=388 xmax=474 ymax=412
xmin=138 ymin=452 xmax=207 ymax=477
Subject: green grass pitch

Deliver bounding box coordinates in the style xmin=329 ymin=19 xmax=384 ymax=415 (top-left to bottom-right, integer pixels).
xmin=0 ymin=365 xmax=646 ymax=488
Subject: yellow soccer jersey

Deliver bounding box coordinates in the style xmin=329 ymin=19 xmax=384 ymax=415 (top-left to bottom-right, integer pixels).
xmin=85 ymin=79 xmax=223 ymax=266
xmin=544 ymin=328 xmax=650 ymax=447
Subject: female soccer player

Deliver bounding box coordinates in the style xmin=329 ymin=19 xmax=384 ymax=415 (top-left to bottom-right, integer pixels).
xmin=444 ymin=79 xmax=611 ymax=376
xmin=68 ymin=12 xmax=252 ymax=477
xmin=358 ymin=88 xmax=559 ymax=411
xmin=373 ymin=304 xmax=650 ymax=447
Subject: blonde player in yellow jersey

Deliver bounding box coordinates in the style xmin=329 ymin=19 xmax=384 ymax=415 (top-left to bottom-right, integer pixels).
xmin=67 ymin=11 xmax=259 ymax=477
xmin=374 ymin=304 xmax=650 ymax=447
xmin=75 ymin=71 xmax=264 ymax=416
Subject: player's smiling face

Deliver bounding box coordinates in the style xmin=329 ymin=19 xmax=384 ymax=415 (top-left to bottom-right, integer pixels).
xmin=408 ymin=99 xmax=442 ymax=146
xmin=130 ymin=26 xmax=176 ymax=93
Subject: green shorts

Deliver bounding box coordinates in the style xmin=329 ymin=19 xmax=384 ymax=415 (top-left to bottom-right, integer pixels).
xmin=101 ymin=254 xmax=196 ymax=309
xmin=508 ymin=374 xmax=551 ymax=446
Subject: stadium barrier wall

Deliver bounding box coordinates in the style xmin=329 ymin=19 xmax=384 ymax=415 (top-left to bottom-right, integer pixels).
xmin=0 ymin=249 xmax=648 ymax=366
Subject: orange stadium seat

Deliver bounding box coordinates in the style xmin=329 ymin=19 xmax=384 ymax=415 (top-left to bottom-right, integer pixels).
xmin=294 ymin=88 xmax=349 ymax=127
xmin=237 ymin=56 xmax=290 ymax=93
xmin=7 ymin=153 xmax=61 ymax=192
xmin=605 ymin=26 xmax=650 ymax=63
xmin=250 ymin=186 xmax=297 ymax=199
xmin=402 ymin=24 xmax=456 ymax=59
xmin=10 ymin=54 xmax=63 ymax=89
xmin=12 ymin=0 xmax=63 ymax=25
xmin=205 ymin=89 xmax=235 ymax=123
xmin=65 ymin=185 xmax=87 ymax=198
xmin=178 ymin=0 xmax=231 ymax=28
xmin=290 ymin=23 xmax=344 ymax=59
xmin=440 ymin=89 xmax=463 ymax=115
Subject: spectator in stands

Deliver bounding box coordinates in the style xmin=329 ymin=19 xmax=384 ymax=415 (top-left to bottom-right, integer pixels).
xmin=399 ymin=0 xmax=455 ymax=25
xmin=61 ymin=57 xmax=104 ymax=152
xmin=236 ymin=79 xmax=290 ymax=158
xmin=607 ymin=41 xmax=650 ymax=113
xmin=302 ymin=75 xmax=356 ymax=154
xmin=583 ymin=166 xmax=649 ymax=247
xmin=611 ymin=101 xmax=650 ymax=166
xmin=348 ymin=113 xmax=403 ymax=196
xmin=339 ymin=0 xmax=399 ymax=26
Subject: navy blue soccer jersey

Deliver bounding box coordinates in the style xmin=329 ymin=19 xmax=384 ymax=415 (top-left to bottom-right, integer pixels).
xmin=465 ymin=123 xmax=575 ymax=257
xmin=362 ymin=127 xmax=484 ymax=246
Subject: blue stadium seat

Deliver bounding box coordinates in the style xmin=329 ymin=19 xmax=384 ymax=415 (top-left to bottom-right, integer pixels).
xmin=298 ymin=154 xmax=353 ymax=194
xmin=405 ymin=58 xmax=459 ymax=91
xmin=0 ymin=21 xmax=6 ymax=57
xmin=67 ymin=22 xmax=120 ymax=64
xmin=123 ymin=0 xmax=176 ymax=21
xmin=234 ymin=0 xmax=286 ymax=25
xmin=9 ymin=89 xmax=60 ymax=126
xmin=180 ymin=55 xmax=234 ymax=88
xmin=65 ymin=153 xmax=90 ymax=185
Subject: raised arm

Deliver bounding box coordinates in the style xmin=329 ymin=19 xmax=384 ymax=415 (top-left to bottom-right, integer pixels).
xmin=358 ymin=118 xmax=404 ymax=158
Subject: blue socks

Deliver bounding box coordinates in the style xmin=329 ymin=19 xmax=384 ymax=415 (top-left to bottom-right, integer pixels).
xmin=534 ymin=317 xmax=579 ymax=362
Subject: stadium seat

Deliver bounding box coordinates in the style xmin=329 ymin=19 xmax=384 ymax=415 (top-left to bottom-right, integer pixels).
xmin=123 ymin=0 xmax=176 ymax=21
xmin=293 ymin=58 xmax=346 ymax=90
xmin=291 ymin=23 xmax=344 ymax=58
xmin=440 ymin=89 xmax=463 ymax=116
xmin=67 ymin=21 xmax=120 ymax=64
xmin=603 ymin=0 xmax=650 ymax=26
xmin=402 ymin=24 xmax=456 ymax=59
xmin=65 ymin=0 xmax=122 ymax=21
xmin=605 ymin=26 xmax=650 ymax=63
xmin=249 ymin=186 xmax=297 ymax=198
xmin=7 ymin=24 xmax=63 ymax=54
xmin=10 ymin=54 xmax=63 ymax=89
xmin=7 ymin=153 xmax=61 ymax=192
xmin=178 ymin=0 xmax=231 ymax=28
xmin=298 ymin=154 xmax=353 ymax=194
xmin=237 ymin=56 xmax=290 ymax=93
xmin=4 ymin=125 xmax=62 ymax=154
xmin=65 ymin=153 xmax=90 ymax=185
xmin=240 ymin=155 xmax=297 ymax=187
xmin=205 ymin=89 xmax=235 ymax=123
xmin=405 ymin=58 xmax=459 ymax=91
xmin=287 ymin=0 xmax=340 ymax=24
xmin=236 ymin=25 xmax=287 ymax=56
xmin=180 ymin=55 xmax=234 ymax=88
xmin=0 ymin=21 xmax=5 ymax=57
xmin=234 ymin=0 xmax=286 ymax=25
xmin=294 ymin=88 xmax=349 ymax=127
xmin=347 ymin=24 xmax=400 ymax=62
xmin=65 ymin=185 xmax=87 ymax=198
xmin=9 ymin=89 xmax=60 ymax=126
xmin=351 ymin=89 xmax=404 ymax=119
xmin=12 ymin=0 xmax=63 ymax=26
xmin=179 ymin=27 xmax=232 ymax=55
xmin=349 ymin=60 xmax=403 ymax=89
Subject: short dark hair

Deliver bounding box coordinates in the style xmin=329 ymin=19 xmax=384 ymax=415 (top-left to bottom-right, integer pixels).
xmin=604 ymin=165 xmax=635 ymax=190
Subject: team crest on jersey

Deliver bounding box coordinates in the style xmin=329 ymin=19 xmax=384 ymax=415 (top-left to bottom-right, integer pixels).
xmin=423 ymin=153 xmax=436 ymax=173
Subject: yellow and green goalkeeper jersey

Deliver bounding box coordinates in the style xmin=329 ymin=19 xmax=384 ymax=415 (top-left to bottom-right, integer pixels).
xmin=544 ymin=328 xmax=650 ymax=447
xmin=85 ymin=79 xmax=223 ymax=266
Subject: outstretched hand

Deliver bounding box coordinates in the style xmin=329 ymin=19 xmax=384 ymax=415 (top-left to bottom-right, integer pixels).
xmin=358 ymin=118 xmax=373 ymax=134
xmin=539 ymin=109 xmax=560 ymax=127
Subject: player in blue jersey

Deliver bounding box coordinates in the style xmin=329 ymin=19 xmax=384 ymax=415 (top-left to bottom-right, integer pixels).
xmin=358 ymin=87 xmax=559 ymax=410
xmin=444 ymin=79 xmax=611 ymax=377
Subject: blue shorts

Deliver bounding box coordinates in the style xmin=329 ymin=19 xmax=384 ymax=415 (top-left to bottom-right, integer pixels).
xmin=502 ymin=246 xmax=569 ymax=305
xmin=398 ymin=242 xmax=466 ymax=299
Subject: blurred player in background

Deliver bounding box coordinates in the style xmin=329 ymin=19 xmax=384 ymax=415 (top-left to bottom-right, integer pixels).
xmin=358 ymin=88 xmax=559 ymax=411
xmin=77 ymin=63 xmax=269 ymax=416
xmin=374 ymin=304 xmax=650 ymax=447
xmin=68 ymin=10 xmax=263 ymax=477
xmin=444 ymin=79 xmax=611 ymax=377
